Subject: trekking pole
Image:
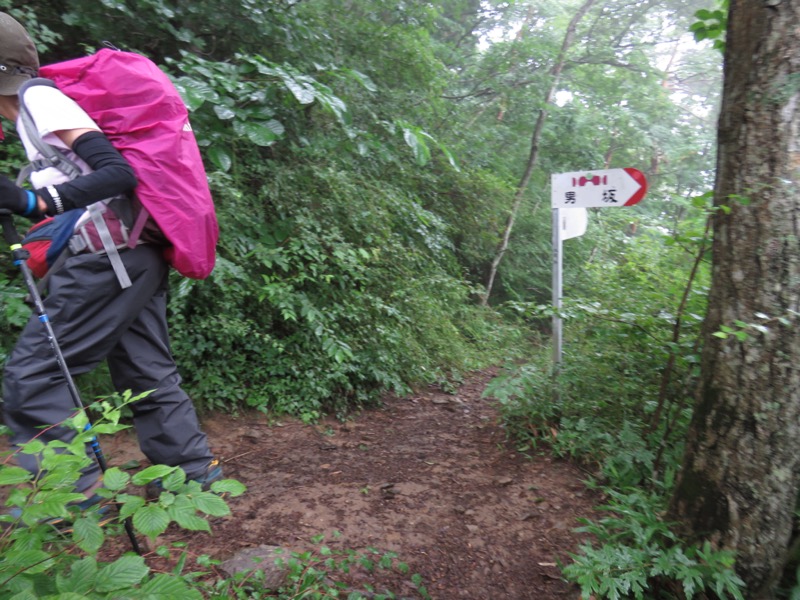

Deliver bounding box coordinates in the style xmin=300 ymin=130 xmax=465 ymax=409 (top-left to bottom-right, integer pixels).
xmin=0 ymin=209 xmax=142 ymax=555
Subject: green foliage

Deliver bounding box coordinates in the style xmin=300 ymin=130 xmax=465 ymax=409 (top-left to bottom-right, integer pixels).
xmin=0 ymin=0 xmax=61 ymax=54
xmin=485 ymin=206 xmax=734 ymax=597
xmin=690 ymin=2 xmax=729 ymax=52
xmin=489 ymin=214 xmax=710 ymax=479
xmin=168 ymin=51 xmax=366 ymax=159
xmin=0 ymin=399 xmax=246 ymax=598
xmin=200 ymin=532 xmax=430 ymax=599
xmin=395 ymin=120 xmax=459 ymax=169
xmin=274 ymin=542 xmax=428 ymax=600
xmin=167 ymin=155 xmax=521 ymax=418
xmin=0 ymin=0 xmax=721 ymax=421
xmin=0 ymin=271 xmax=28 ymax=364
xmin=563 ymin=489 xmax=745 ymax=600
xmin=485 ymin=330 xmax=666 ymax=488
xmin=0 ymin=402 xmax=425 ymax=598
xmin=712 ymin=310 xmax=799 ymax=342
xmin=0 ymin=1 xmax=744 ymax=597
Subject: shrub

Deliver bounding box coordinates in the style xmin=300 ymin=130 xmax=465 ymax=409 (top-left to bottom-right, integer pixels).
xmin=563 ymin=489 xmax=744 ymax=600
xmin=0 ymin=395 xmax=245 ymax=598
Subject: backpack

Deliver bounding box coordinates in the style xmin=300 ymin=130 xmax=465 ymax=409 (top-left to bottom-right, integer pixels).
xmin=20 ymin=48 xmax=218 ymax=280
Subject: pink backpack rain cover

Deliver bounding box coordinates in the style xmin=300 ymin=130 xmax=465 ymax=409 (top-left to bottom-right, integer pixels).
xmin=39 ymin=48 xmax=218 ymax=279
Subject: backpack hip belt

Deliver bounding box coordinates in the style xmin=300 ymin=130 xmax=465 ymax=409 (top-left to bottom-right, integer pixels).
xmin=21 ymin=198 xmax=137 ymax=295
xmin=68 ymin=202 xmax=134 ymax=288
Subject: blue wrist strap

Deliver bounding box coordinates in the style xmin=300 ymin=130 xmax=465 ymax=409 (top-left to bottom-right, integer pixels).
xmin=23 ymin=190 xmax=36 ymax=216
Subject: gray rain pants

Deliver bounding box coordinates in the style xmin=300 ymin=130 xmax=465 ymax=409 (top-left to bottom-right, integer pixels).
xmin=2 ymin=244 xmax=213 ymax=493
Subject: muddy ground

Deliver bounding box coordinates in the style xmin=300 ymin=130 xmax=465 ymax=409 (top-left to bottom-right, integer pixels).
xmin=1 ymin=369 xmax=602 ymax=598
xmin=90 ymin=368 xmax=600 ymax=599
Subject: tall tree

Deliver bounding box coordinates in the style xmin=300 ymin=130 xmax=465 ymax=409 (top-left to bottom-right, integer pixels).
xmin=481 ymin=0 xmax=597 ymax=305
xmin=667 ymin=1 xmax=800 ymax=596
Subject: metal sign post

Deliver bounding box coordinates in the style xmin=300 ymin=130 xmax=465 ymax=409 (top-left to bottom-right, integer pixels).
xmin=552 ymin=207 xmax=563 ymax=370
xmin=550 ymin=168 xmax=647 ymax=371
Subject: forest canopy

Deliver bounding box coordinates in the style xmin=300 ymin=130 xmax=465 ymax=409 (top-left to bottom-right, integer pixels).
xmin=15 ymin=2 xmax=800 ymax=599
xmin=0 ymin=0 xmax=721 ymax=421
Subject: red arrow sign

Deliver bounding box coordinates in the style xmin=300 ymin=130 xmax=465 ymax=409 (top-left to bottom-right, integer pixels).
xmin=551 ymin=168 xmax=648 ymax=208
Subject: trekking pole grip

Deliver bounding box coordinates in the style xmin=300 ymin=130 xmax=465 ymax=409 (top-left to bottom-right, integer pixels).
xmin=0 ymin=210 xmax=22 ymax=246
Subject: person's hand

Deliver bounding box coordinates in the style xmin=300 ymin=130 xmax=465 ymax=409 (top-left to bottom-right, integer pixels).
xmin=0 ymin=175 xmax=35 ymax=216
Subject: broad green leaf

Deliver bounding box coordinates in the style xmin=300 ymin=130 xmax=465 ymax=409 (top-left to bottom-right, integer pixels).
xmin=118 ymin=493 xmax=146 ymax=520
xmin=402 ymin=128 xmax=431 ymax=166
xmin=6 ymin=549 xmax=55 ymax=575
xmin=438 ymin=143 xmax=460 ymax=171
xmin=19 ymin=439 xmax=45 ymax=455
xmin=133 ymin=504 xmax=171 ymax=539
xmin=265 ymin=119 xmax=285 ymax=135
xmin=253 ymin=61 xmax=280 ymax=77
xmin=140 ymin=573 xmax=204 ymax=599
xmin=211 ymin=479 xmax=247 ymax=498
xmin=160 ymin=468 xmax=187 ymax=491
xmin=0 ymin=465 xmax=32 ymax=485
xmin=213 ymin=104 xmax=237 ymax=120
xmin=173 ymin=77 xmax=219 ymax=110
xmin=86 ymin=423 xmax=127 ymax=435
xmin=281 ymin=74 xmax=316 ymax=104
xmin=343 ymin=68 xmax=377 ymax=92
xmin=94 ymin=555 xmax=149 ymax=592
xmin=315 ymin=88 xmax=350 ymax=125
xmin=3 ymin=577 xmax=37 ymax=598
xmin=73 ymin=516 xmax=106 ymax=553
xmin=132 ymin=465 xmax=178 ymax=486
xmin=22 ymin=493 xmax=83 ymax=524
xmin=207 ymin=146 xmax=232 ymax=172
xmin=191 ymin=491 xmax=230 ymax=517
xmin=165 ymin=494 xmax=194 ymax=520
xmin=103 ymin=466 xmax=130 ymax=491
xmin=241 ymin=121 xmax=282 ymax=147
xmin=56 ymin=556 xmax=98 ymax=595
xmin=173 ymin=512 xmax=211 ymax=532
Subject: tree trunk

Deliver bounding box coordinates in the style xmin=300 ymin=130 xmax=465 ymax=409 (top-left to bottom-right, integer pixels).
xmin=481 ymin=0 xmax=597 ymax=305
xmin=667 ymin=2 xmax=800 ymax=597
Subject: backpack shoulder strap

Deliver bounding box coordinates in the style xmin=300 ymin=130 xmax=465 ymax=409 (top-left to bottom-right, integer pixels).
xmin=17 ymin=78 xmax=83 ymax=182
xmin=18 ymin=78 xmax=133 ymax=290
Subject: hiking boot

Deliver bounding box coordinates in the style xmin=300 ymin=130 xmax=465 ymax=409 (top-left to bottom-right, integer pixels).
xmin=145 ymin=459 xmax=223 ymax=500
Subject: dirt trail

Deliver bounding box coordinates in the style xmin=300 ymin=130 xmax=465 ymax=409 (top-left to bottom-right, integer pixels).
xmin=97 ymin=368 xmax=599 ymax=599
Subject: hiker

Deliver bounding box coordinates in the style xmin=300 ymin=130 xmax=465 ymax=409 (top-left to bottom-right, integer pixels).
xmin=0 ymin=12 xmax=220 ymax=508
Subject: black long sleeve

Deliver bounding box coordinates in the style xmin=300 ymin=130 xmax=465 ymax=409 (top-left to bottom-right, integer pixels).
xmin=37 ymin=131 xmax=137 ymax=214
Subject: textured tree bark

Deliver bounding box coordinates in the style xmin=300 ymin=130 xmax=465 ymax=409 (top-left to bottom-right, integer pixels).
xmin=667 ymin=1 xmax=800 ymax=597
